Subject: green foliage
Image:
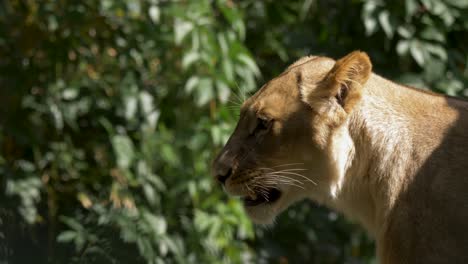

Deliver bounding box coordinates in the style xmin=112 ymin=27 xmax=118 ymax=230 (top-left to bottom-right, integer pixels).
xmin=361 ymin=0 xmax=468 ymax=94
xmin=0 ymin=0 xmax=466 ymax=263
xmin=0 ymin=0 xmax=253 ymax=263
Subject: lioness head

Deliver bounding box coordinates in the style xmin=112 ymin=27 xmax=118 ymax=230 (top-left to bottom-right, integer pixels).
xmin=212 ymin=51 xmax=372 ymax=224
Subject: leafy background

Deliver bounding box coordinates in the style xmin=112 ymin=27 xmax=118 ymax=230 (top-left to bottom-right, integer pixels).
xmin=0 ymin=0 xmax=466 ymax=263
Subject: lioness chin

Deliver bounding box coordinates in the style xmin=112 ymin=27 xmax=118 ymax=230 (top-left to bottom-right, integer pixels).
xmin=212 ymin=51 xmax=468 ymax=263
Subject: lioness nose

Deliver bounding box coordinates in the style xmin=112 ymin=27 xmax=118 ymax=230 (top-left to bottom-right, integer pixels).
xmin=215 ymin=166 xmax=232 ymax=185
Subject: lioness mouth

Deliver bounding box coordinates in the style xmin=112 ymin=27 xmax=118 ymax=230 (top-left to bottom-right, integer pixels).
xmin=243 ymin=188 xmax=281 ymax=206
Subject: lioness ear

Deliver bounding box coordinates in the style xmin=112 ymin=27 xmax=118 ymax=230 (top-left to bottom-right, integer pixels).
xmin=302 ymin=51 xmax=372 ymax=113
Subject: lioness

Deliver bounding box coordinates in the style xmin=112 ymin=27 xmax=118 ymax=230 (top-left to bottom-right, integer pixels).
xmin=212 ymin=51 xmax=468 ymax=263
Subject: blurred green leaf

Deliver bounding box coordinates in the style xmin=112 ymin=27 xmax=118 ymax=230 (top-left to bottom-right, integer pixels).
xmin=112 ymin=135 xmax=135 ymax=169
xmin=237 ymin=53 xmax=260 ymax=77
xmin=174 ymin=19 xmax=194 ymax=45
xmin=362 ymin=1 xmax=379 ymax=35
xmin=396 ymin=40 xmax=410 ymax=55
xmin=182 ymin=50 xmax=201 ymax=69
xmin=378 ymin=10 xmax=394 ymax=38
xmin=448 ymin=0 xmax=468 ymax=8
xmin=57 ymin=231 xmax=77 ymax=243
xmin=410 ymin=40 xmax=426 ymax=66
xmin=216 ymin=80 xmax=231 ymax=103
xmin=149 ymin=5 xmax=160 ymax=23
xmin=185 ymin=76 xmax=200 ymax=93
xmin=421 ymin=27 xmax=446 ymax=43
xmin=425 ymin=43 xmax=448 ymax=61
xmin=196 ymin=77 xmax=214 ymax=106
xmin=397 ymin=25 xmax=414 ymax=39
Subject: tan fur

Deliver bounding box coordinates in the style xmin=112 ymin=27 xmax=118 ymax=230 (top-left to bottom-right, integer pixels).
xmin=213 ymin=51 xmax=468 ymax=263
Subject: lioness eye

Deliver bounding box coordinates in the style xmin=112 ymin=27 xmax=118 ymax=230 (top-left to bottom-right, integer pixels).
xmin=256 ymin=117 xmax=270 ymax=131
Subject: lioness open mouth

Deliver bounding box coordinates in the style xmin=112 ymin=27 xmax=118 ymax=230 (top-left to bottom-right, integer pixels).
xmin=242 ymin=188 xmax=282 ymax=206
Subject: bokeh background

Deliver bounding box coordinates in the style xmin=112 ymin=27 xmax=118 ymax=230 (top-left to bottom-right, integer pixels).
xmin=0 ymin=0 xmax=467 ymax=263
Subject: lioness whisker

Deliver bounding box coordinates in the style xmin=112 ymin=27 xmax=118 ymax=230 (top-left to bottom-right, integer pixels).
xmin=267 ymin=171 xmax=317 ymax=185
xmin=254 ymin=179 xmax=292 ymax=188
xmin=257 ymin=168 xmax=308 ymax=175
xmin=268 ymin=177 xmax=307 ymax=190
xmin=244 ymin=182 xmax=254 ymax=194
xmin=273 ymin=168 xmax=308 ymax=172
xmin=258 ymin=167 xmax=275 ymax=172
xmin=253 ymin=177 xmax=293 ymax=187
xmin=242 ymin=170 xmax=314 ymax=197
xmin=255 ymin=186 xmax=270 ymax=201
xmin=227 ymin=98 xmax=242 ymax=106
xmin=259 ymin=179 xmax=305 ymax=190
xmin=232 ymin=82 xmax=247 ymax=106
xmin=255 ymin=174 xmax=304 ymax=185
xmin=270 ymin=163 xmax=305 ymax=168
xmin=227 ymin=105 xmax=241 ymax=110
xmin=268 ymin=171 xmax=305 ymax=177
xmin=260 ymin=174 xmax=304 ymax=185
xmin=256 ymin=174 xmax=307 ymax=190
xmin=234 ymin=80 xmax=249 ymax=103
xmin=252 ymin=183 xmax=271 ymax=192
xmin=251 ymin=182 xmax=271 ymax=195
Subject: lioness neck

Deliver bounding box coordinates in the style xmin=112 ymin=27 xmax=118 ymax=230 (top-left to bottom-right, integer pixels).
xmin=329 ymin=74 xmax=460 ymax=237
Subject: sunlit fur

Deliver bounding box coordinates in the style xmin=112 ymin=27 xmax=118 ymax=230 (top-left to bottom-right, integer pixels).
xmin=213 ymin=51 xmax=468 ymax=263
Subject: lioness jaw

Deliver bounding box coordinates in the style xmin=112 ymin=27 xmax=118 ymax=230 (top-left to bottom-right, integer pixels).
xmin=213 ymin=51 xmax=468 ymax=263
